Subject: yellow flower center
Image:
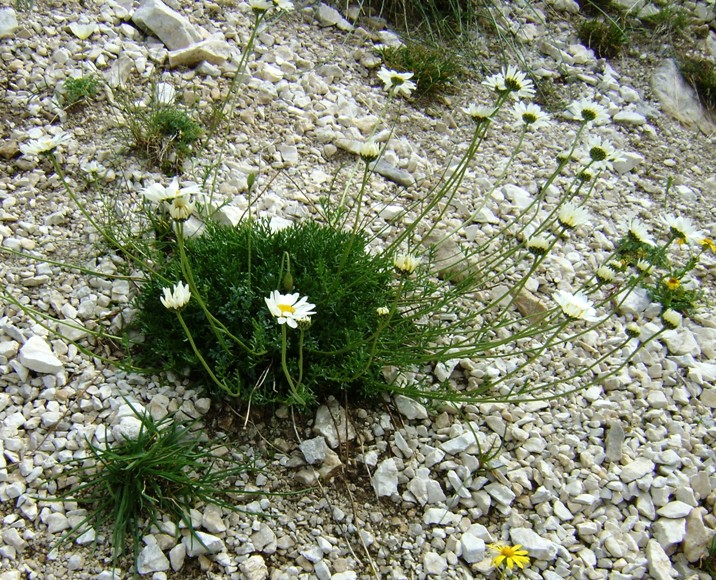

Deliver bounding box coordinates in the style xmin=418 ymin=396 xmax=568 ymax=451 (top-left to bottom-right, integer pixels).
xmin=278 ymin=304 xmax=295 ymax=315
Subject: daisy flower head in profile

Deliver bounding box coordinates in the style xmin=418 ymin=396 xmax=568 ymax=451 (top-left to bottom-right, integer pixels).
xmin=160 ymin=281 xmax=191 ymax=310
xmin=248 ymin=0 xmax=272 ymax=12
xmin=20 ymin=132 xmax=72 ymax=157
xmin=661 ymin=308 xmax=682 ymax=330
xmin=567 ymin=98 xmax=609 ymax=125
xmin=393 ymin=253 xmax=420 ymax=276
xmin=553 ymin=290 xmax=600 ymax=322
xmin=463 ymin=104 xmax=496 ymax=125
xmin=596 ymin=264 xmax=616 ymax=283
xmin=377 ymin=66 xmax=416 ymax=98
xmin=622 ymin=218 xmax=655 ymax=246
xmin=512 ymin=102 xmax=551 ymax=131
xmin=526 ymin=236 xmax=550 ymax=256
xmin=557 ymin=202 xmax=590 ymax=230
xmin=661 ymin=214 xmax=704 ymax=245
xmin=483 ymin=65 xmax=535 ymax=100
xmin=583 ymin=135 xmax=624 ymax=172
xmin=265 ymin=291 xmax=316 ymax=329
xmin=359 ymin=139 xmax=380 ymax=163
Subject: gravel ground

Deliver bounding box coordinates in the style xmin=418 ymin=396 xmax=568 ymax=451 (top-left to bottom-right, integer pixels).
xmin=0 ymin=0 xmax=715 ymax=579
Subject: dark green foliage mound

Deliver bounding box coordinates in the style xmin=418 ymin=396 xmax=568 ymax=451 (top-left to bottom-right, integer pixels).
xmin=134 ymin=220 xmax=416 ymax=406
xmin=379 ymin=41 xmax=463 ymax=97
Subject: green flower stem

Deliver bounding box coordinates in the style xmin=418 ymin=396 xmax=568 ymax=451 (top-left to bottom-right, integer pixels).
xmin=176 ymin=311 xmax=239 ymax=397
xmin=175 ymin=225 xmax=265 ymax=356
xmin=280 ymin=324 xmax=305 ymax=406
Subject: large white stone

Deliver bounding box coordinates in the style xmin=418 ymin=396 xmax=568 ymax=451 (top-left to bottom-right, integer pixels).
xmin=620 ymin=457 xmax=654 ymax=483
xmin=18 ymin=336 xmax=63 ymax=374
xmin=646 ymin=539 xmax=678 ymax=579
xmin=168 ymin=35 xmax=232 ymax=68
xmin=509 ymin=528 xmax=558 ymax=560
xmin=372 ymin=458 xmax=398 ymax=497
xmin=137 ymin=542 xmax=170 ymax=574
xmin=239 ymin=555 xmax=269 ymax=580
xmin=460 ymin=533 xmax=485 ymax=564
xmin=132 ymin=0 xmax=202 ymax=50
xmin=0 ymin=8 xmax=18 ymax=37
xmin=182 ymin=531 xmax=225 ymax=556
xmin=394 ymin=395 xmax=428 ymax=420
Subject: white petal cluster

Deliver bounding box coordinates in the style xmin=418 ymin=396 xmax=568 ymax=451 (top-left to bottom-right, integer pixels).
xmin=661 ymin=308 xmax=682 ymax=329
xmin=482 ymin=65 xmax=535 ymax=100
xmin=265 ymin=291 xmax=316 ymax=328
xmin=359 ymin=139 xmax=380 ymax=162
xmin=661 ymin=214 xmax=704 ymax=245
xmin=377 ymin=67 xmax=416 ymax=98
xmin=20 ymin=132 xmax=72 ymax=157
xmin=393 ymin=253 xmax=420 ymax=275
xmin=160 ymin=281 xmax=191 ymax=310
xmin=566 ymin=99 xmax=609 ymax=124
xmin=553 ymin=290 xmax=600 ymax=322
xmin=583 ymin=135 xmax=624 ymax=172
xmin=512 ymin=102 xmax=551 ymax=130
xmin=558 ymin=202 xmax=590 ymax=229
xmin=463 ymin=104 xmax=496 ymax=123
xmin=142 ymin=177 xmax=201 ymax=221
xmin=622 ymin=218 xmax=655 ymax=246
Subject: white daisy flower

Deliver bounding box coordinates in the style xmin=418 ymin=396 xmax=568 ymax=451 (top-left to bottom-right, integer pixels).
xmin=377 ymin=66 xmax=416 ymax=98
xmin=636 ymin=259 xmax=654 ymax=274
xmin=160 ymin=281 xmax=191 ymax=310
xmin=566 ymin=98 xmax=609 ymax=125
xmin=20 ymin=132 xmax=71 ymax=157
xmin=557 ymin=202 xmax=590 ymax=229
xmin=622 ymin=218 xmax=655 ymax=246
xmin=168 ymin=196 xmax=195 ymax=221
xmin=483 ymin=65 xmax=535 ymax=100
xmin=661 ymin=214 xmax=704 ymax=245
xmin=512 ymin=102 xmax=550 ymax=131
xmin=661 ymin=308 xmax=682 ymax=329
xmin=376 ymin=306 xmax=390 ymax=316
xmin=142 ymin=177 xmax=201 ymax=203
xmin=526 ymin=236 xmax=550 ymax=255
xmin=463 ymin=104 xmax=496 ymax=123
xmin=249 ymin=0 xmax=272 ymax=12
xmin=553 ymin=290 xmax=600 ymax=322
xmin=393 ymin=253 xmax=420 ymax=275
xmin=265 ymin=291 xmax=316 ymax=329
xmin=596 ymin=265 xmax=615 ymax=283
xmin=625 ymin=322 xmax=641 ymax=338
xmin=359 ymin=139 xmax=380 ymax=163
xmin=582 ymin=135 xmax=624 ymax=172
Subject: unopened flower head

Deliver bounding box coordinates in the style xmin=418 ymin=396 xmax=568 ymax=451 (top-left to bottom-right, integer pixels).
xmin=623 ymin=218 xmax=655 ymax=246
xmin=596 ymin=264 xmax=615 ymax=283
xmin=567 ymin=98 xmax=609 ymax=125
xmin=463 ymin=104 xmax=496 ymax=124
xmin=265 ymin=291 xmax=316 ymax=329
xmin=526 ymin=236 xmax=550 ymax=256
xmin=489 ymin=543 xmax=530 ymax=571
xmin=394 ymin=253 xmax=420 ymax=275
xmin=625 ymin=322 xmax=641 ymax=339
xmin=377 ymin=66 xmax=416 ymax=98
xmin=662 ymin=308 xmax=682 ymax=329
xmin=558 ymin=202 xmax=590 ymax=230
xmin=584 ymin=135 xmax=624 ymax=172
xmin=20 ymin=132 xmax=71 ymax=157
xmin=168 ymin=196 xmax=195 ymax=221
xmin=483 ymin=65 xmax=535 ymax=100
xmin=359 ymin=139 xmax=380 ymax=163
xmin=636 ymin=259 xmax=654 ymax=274
xmin=661 ymin=214 xmax=703 ymax=245
xmin=376 ymin=306 xmax=390 ymax=316
xmin=553 ymin=290 xmax=599 ymax=322
xmin=512 ymin=102 xmax=550 ymax=130
xmin=160 ymin=281 xmax=191 ymax=310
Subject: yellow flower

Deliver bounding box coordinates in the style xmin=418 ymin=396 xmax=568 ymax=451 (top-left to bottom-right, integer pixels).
xmin=489 ymin=543 xmax=530 ymax=571
xmin=663 ymin=277 xmax=680 ymax=291
xmin=700 ymin=238 xmax=716 ymax=253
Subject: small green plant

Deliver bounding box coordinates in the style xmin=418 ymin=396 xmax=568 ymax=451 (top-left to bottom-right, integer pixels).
xmin=54 ymin=404 xmax=257 ymax=570
xmin=698 ymin=532 xmax=716 ymax=578
xmin=62 ymin=75 xmax=100 ymax=109
xmin=679 ymin=56 xmax=716 ymax=111
xmin=640 ymin=6 xmax=689 ymax=38
xmin=115 ymin=84 xmax=203 ymax=174
xmin=577 ymin=18 xmax=628 ymax=59
xmin=577 ymin=0 xmax=623 ymax=18
xmin=378 ymin=41 xmax=462 ymax=97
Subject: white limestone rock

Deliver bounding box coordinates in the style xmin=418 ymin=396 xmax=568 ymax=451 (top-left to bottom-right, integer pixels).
xmin=132 ymin=0 xmax=202 ymax=50
xmin=239 ymin=555 xmax=269 ymax=580
xmin=182 ymin=531 xmax=225 ymax=556
xmin=137 ymin=542 xmax=170 ymax=574
xmin=18 ymin=336 xmax=63 ymax=374
xmin=394 ymin=395 xmax=428 ymax=420
xmin=372 ymin=458 xmax=399 ymax=497
xmin=168 ymin=35 xmax=232 ymax=67
xmin=509 ymin=528 xmax=558 ymax=560
xmin=646 ymin=539 xmax=678 ymax=579
xmin=620 ymin=457 xmax=654 ymax=483
xmin=0 ymin=8 xmax=18 ymax=38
